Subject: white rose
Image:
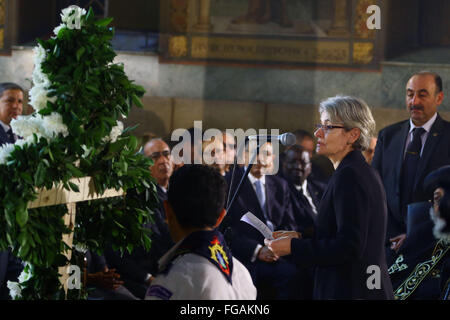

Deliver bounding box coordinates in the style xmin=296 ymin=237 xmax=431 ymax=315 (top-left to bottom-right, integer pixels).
xmin=0 ymin=143 xmax=15 ymax=165
xmin=18 ymin=268 xmax=32 ymax=284
xmin=103 ymin=121 xmax=124 ymax=143
xmin=53 ymin=24 xmax=66 ymax=37
xmin=32 ymin=70 xmax=50 ymax=88
xmin=11 ymin=115 xmax=45 ymax=140
xmin=33 ymin=44 xmax=47 ymax=66
xmin=29 ymin=85 xmax=56 ymax=112
xmin=61 ymin=5 xmax=86 ymax=30
xmin=42 ymin=112 xmax=69 ymax=139
xmin=7 ymin=281 xmax=22 ymax=300
xmin=81 ymin=145 xmax=93 ymax=158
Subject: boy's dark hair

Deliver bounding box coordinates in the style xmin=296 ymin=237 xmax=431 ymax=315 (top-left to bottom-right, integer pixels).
xmin=168 ymin=164 xmax=227 ymax=229
xmin=0 ymin=82 xmax=24 ymax=98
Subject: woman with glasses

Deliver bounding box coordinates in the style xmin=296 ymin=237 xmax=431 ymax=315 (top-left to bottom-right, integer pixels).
xmin=266 ymin=95 xmax=394 ymax=299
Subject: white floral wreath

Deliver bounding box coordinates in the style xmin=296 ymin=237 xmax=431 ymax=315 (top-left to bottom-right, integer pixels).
xmin=0 ymin=5 xmax=123 ymax=167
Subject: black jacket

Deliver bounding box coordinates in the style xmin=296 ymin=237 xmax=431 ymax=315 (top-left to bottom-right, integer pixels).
xmin=291 ymin=151 xmax=394 ymax=299
xmin=372 ymin=114 xmax=450 ymax=240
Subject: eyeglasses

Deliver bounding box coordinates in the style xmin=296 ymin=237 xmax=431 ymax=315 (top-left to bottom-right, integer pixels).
xmin=315 ymin=124 xmax=346 ymax=134
xmin=149 ymin=150 xmax=171 ymax=160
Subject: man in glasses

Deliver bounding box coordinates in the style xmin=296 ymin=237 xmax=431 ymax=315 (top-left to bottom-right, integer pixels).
xmin=144 ymin=138 xmax=174 ymax=191
xmin=104 ymin=138 xmax=174 ymax=299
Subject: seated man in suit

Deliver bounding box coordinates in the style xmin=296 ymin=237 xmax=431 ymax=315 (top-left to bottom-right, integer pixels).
xmin=105 ymin=138 xmax=174 ymax=299
xmin=280 ymin=145 xmax=326 ymax=236
xmin=293 ymin=129 xmax=334 ymax=184
xmin=83 ymin=250 xmax=138 ymax=300
xmin=0 ymin=82 xmax=24 ymax=300
xmin=222 ymin=141 xmax=308 ymax=299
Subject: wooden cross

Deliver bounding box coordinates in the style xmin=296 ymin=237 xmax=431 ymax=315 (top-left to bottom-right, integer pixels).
xmin=27 ymin=177 xmax=123 ymax=294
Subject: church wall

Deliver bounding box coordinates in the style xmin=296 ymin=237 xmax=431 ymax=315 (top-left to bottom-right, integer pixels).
xmin=1 ymin=47 xmax=449 ymax=141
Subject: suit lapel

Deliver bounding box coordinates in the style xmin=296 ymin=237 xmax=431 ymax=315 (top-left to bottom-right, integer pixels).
xmin=265 ymin=176 xmax=274 ymax=222
xmin=306 ymin=182 xmax=321 ymax=209
xmin=291 ymin=184 xmax=316 ymax=221
xmin=414 ymin=115 xmax=444 ymax=190
xmin=0 ymin=125 xmax=9 ymax=146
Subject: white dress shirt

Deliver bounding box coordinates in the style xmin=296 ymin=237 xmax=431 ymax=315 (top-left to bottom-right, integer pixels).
xmin=245 ymin=171 xmax=267 ymax=262
xmin=295 ymin=179 xmax=318 ymax=215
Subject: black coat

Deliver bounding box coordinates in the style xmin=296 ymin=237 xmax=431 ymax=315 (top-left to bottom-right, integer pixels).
xmin=290 ymin=150 xmax=394 ymax=300
xmin=0 ymin=125 xmax=10 ymax=146
xmin=0 ymin=250 xmax=23 ymax=300
xmin=372 ymin=114 xmax=450 ymax=240
xmin=389 ymin=202 xmax=450 ymax=300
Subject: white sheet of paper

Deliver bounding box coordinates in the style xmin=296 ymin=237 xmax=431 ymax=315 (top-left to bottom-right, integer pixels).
xmin=240 ymin=212 xmax=274 ymax=240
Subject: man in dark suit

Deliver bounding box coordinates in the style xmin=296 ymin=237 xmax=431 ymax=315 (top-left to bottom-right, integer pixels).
xmin=0 ymin=82 xmax=24 ymax=300
xmin=372 ymin=71 xmax=450 ymax=265
xmin=293 ymin=129 xmax=334 ymax=184
xmin=222 ymin=141 xmax=307 ymax=299
xmin=280 ymin=144 xmax=326 ymax=235
xmin=0 ymin=82 xmax=23 ymax=145
xmin=105 ymin=138 xmax=174 ymax=299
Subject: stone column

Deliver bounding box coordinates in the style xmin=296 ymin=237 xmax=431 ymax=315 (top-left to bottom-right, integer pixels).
xmin=328 ymin=0 xmax=350 ymax=37
xmin=194 ymin=0 xmax=213 ymax=32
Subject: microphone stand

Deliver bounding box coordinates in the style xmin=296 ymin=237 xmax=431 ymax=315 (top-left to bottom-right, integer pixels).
xmin=223 ymin=138 xmax=262 ymax=246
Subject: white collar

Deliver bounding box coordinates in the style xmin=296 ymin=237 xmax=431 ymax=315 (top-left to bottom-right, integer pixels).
xmin=409 ymin=112 xmax=437 ymax=133
xmin=294 ymin=180 xmax=308 ymax=192
xmin=302 ymin=179 xmax=309 ymax=191
xmin=247 ymin=171 xmax=266 ymax=186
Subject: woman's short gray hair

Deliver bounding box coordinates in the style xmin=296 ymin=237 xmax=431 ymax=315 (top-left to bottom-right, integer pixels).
xmin=319 ymin=95 xmax=376 ymax=151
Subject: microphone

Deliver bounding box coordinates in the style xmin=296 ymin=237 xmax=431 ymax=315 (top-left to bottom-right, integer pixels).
xmin=247 ymin=132 xmax=296 ymax=146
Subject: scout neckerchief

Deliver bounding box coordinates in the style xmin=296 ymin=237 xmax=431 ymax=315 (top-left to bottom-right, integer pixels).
xmin=159 ymin=229 xmax=234 ymax=284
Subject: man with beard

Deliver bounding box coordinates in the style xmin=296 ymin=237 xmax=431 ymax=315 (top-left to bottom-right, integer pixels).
xmin=104 ymin=138 xmax=174 ymax=299
xmin=372 ymin=71 xmax=450 ymax=266
xmin=388 ymin=166 xmax=450 ymax=300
